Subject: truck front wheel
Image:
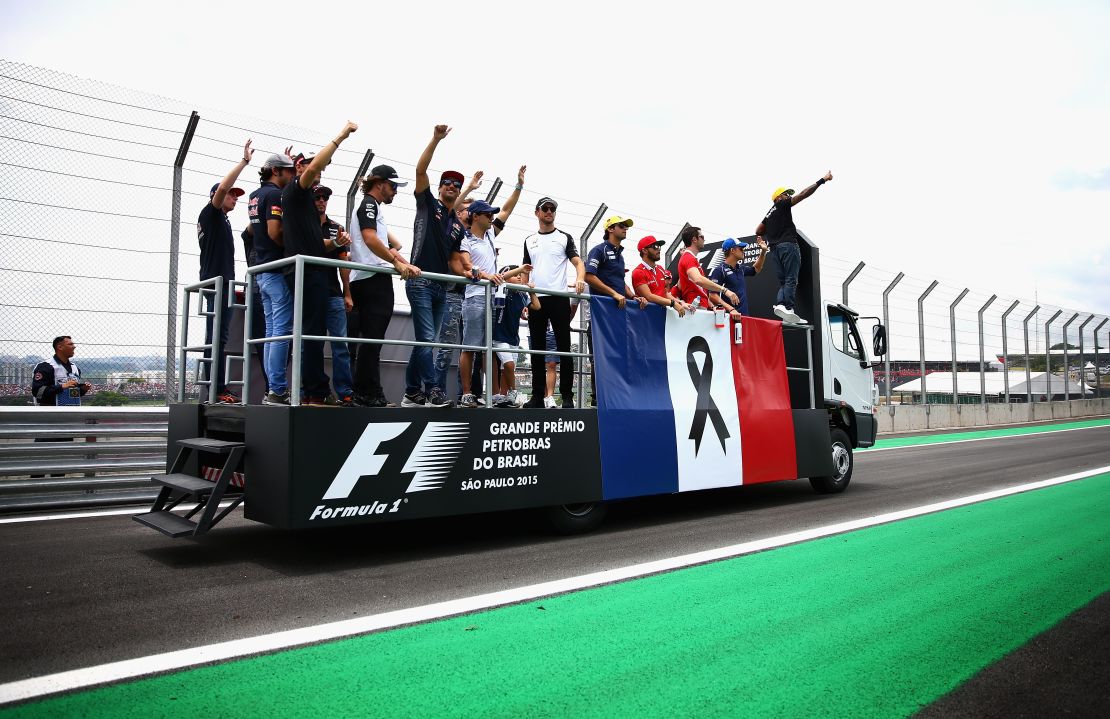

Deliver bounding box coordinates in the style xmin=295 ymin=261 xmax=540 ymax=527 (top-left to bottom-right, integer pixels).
xmin=544 ymin=501 xmax=608 ymax=535
xmin=810 ymin=427 xmax=853 ymax=494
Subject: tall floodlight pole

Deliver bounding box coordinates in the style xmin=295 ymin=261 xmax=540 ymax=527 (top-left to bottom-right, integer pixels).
xmin=842 ymin=262 xmax=865 ymax=306
xmin=1061 ymin=313 xmax=1079 ymax=402
xmin=1022 ymin=305 xmax=1040 ymax=404
xmin=167 ymin=110 xmax=200 ymax=404
xmin=882 ymin=273 xmax=904 ymax=412
xmin=1001 ymin=300 xmax=1019 ymax=403
xmin=950 ymin=289 xmax=969 ymax=411
xmin=977 ymin=295 xmax=997 ymax=405
xmin=1044 ymin=310 xmax=1063 ymax=401
xmin=917 ymin=281 xmax=938 ymax=409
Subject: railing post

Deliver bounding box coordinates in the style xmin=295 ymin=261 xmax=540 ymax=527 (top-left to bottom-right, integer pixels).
xmin=242 ymin=274 xmax=254 ymax=406
xmin=484 ymin=282 xmax=494 ymax=408
xmin=1044 ymin=310 xmax=1063 ymax=401
xmin=208 ymin=278 xmax=224 ymax=405
xmin=291 ymin=256 xmax=305 ymax=407
xmin=1078 ymin=314 xmax=1094 ymax=400
xmin=578 ymin=203 xmax=607 ymax=403
xmin=1022 ymin=305 xmax=1040 ymax=405
xmin=950 ymin=289 xmax=969 ymax=411
xmin=1000 ymin=300 xmax=1019 ymax=404
xmin=882 ymin=273 xmax=904 ymax=413
xmin=1095 ymin=318 xmax=1109 ymax=400
xmin=345 ymin=149 xmax=375 ymax=232
xmin=1061 ymin=313 xmax=1079 ymax=402
xmin=917 ymin=281 xmax=938 ymax=410
xmin=842 ymin=262 xmax=865 ymax=307
xmin=977 ymin=295 xmax=997 ymax=405
xmin=167 ymin=110 xmax=200 ymax=404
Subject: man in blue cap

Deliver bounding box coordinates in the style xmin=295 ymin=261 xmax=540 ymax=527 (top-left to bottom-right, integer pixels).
xmin=197 ymin=139 xmax=252 ymax=403
xmin=708 ymin=236 xmax=769 ymax=318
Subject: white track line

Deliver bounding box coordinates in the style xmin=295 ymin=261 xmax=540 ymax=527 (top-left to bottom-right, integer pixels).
xmin=859 ymin=421 xmax=1110 ymax=453
xmin=2 ymin=464 xmax=1108 ymax=706
xmin=0 ymin=501 xmax=239 ymax=525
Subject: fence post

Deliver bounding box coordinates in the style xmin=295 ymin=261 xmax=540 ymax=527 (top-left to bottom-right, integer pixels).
xmin=917 ymin=281 xmax=938 ymax=410
xmin=1022 ymin=304 xmax=1040 ymax=406
xmin=1095 ymin=318 xmax=1108 ymax=400
xmin=1044 ymin=309 xmax=1063 ymax=401
xmin=842 ymin=261 xmax=865 ymax=306
xmin=345 ymin=149 xmax=375 ymax=232
xmin=1078 ymin=314 xmax=1094 ymax=400
xmin=977 ymin=295 xmax=997 ymax=406
xmin=1061 ymin=313 xmax=1079 ymax=402
xmin=882 ymin=273 xmax=904 ymax=412
xmin=1001 ymin=300 xmax=1019 ymax=404
xmin=485 ymin=177 xmax=503 ymax=204
xmin=950 ymin=289 xmax=969 ymax=411
xmin=166 ymin=111 xmax=200 ymax=404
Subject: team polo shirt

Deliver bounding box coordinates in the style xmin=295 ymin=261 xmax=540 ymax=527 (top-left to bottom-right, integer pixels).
xmin=492 ymin=290 xmax=531 ymax=346
xmin=522 ymin=229 xmax=578 ymax=292
xmin=631 ymin=262 xmax=669 ymax=298
xmin=281 ymin=178 xmax=326 ymax=273
xmin=197 ymin=203 xmax=234 ymax=281
xmin=321 ymin=216 xmax=347 ymax=297
xmin=761 ymin=198 xmax=799 ymax=246
xmin=349 ymin=195 xmax=392 ymax=282
xmin=585 ymin=241 xmax=627 ymax=296
xmin=249 ymin=182 xmax=284 ymax=267
xmin=677 ymin=250 xmax=710 ymax=305
xmin=411 ymin=188 xmax=454 ymax=274
xmin=709 ymin=261 xmax=757 ymax=315
xmin=460 ymin=229 xmax=498 ymax=299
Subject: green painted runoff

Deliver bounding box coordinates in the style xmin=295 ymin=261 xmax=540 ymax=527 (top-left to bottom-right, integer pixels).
xmin=864 ymin=416 xmax=1110 ymax=450
xmin=7 ymin=472 xmax=1110 ymax=718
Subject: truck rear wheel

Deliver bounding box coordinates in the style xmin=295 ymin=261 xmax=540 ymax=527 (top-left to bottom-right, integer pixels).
xmin=544 ymin=501 xmax=608 ymax=535
xmin=810 ymin=427 xmax=853 ymax=494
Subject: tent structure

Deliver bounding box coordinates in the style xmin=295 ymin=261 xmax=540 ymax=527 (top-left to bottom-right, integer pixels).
xmin=894 ymin=371 xmax=1094 ymax=402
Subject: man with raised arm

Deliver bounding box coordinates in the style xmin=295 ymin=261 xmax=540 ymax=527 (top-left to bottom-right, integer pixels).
xmin=198 ymin=139 xmax=252 ymax=404
xmin=407 ymin=125 xmax=468 ymax=408
xmin=280 ymin=121 xmax=358 ymax=405
xmin=676 ymin=226 xmax=739 ymax=311
xmin=755 ymin=171 xmax=833 ymax=324
xmin=521 ymin=197 xmax=587 ymax=409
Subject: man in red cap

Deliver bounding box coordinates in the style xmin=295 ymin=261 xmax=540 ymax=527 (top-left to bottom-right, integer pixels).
xmin=631 ymin=236 xmax=691 ymax=316
xmin=197 ymin=139 xmax=252 ymax=403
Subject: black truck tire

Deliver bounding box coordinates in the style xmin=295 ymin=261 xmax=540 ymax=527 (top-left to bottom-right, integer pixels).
xmin=544 ymin=501 xmax=608 ymax=535
xmin=810 ymin=427 xmax=853 ymax=494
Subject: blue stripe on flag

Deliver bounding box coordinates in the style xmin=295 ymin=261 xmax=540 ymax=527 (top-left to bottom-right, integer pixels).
xmin=592 ymin=298 xmax=679 ymax=500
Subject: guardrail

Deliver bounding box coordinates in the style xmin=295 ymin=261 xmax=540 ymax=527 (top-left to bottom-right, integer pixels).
xmin=0 ymin=407 xmax=167 ymax=512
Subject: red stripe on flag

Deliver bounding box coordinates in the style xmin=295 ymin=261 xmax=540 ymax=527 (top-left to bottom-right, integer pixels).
xmin=731 ymin=317 xmax=798 ymax=484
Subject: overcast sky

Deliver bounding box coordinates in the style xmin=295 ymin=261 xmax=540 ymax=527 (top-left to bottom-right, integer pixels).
xmin=2 ymin=0 xmax=1108 ymax=360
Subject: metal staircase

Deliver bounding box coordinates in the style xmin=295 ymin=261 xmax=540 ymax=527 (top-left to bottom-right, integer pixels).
xmin=133 ymin=437 xmax=244 ymax=538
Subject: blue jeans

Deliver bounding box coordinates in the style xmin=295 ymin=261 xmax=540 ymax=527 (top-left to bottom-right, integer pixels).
xmin=257 ymin=271 xmax=292 ymax=395
xmin=326 ymin=296 xmax=353 ymax=397
xmin=771 ymin=242 xmax=801 ymax=311
xmin=404 ymin=277 xmax=447 ymax=395
xmin=435 ymin=290 xmax=464 ymax=394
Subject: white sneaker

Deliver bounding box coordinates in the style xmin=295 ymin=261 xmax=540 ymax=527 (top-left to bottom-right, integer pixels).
xmin=543 ymin=396 xmax=557 ymax=409
xmin=459 ymin=393 xmax=479 ymax=408
xmin=787 ymin=311 xmax=807 ymax=324
xmin=505 ymin=389 xmax=521 ymax=407
xmin=773 ymin=304 xmax=789 ymax=320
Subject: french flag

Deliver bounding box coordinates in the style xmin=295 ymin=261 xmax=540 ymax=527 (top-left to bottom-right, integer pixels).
xmin=591 ymin=299 xmax=797 ymax=500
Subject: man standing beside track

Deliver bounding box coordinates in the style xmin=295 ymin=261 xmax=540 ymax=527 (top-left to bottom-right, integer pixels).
xmin=280 ymin=121 xmax=358 ymax=405
xmin=522 ymin=197 xmax=586 ymax=409
xmin=755 ymin=171 xmax=833 ymax=325
xmin=198 ymin=139 xmax=252 ymax=404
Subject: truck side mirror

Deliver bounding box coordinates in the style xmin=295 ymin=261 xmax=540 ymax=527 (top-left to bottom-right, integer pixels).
xmin=872 ymin=325 xmax=887 ymax=357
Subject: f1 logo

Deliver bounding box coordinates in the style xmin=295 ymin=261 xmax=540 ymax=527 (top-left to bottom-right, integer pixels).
xmin=322 ymin=422 xmax=469 ymax=500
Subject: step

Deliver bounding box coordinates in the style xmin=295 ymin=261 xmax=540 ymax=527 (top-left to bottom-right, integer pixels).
xmin=151 ymin=472 xmax=217 ymax=495
xmin=133 ymin=511 xmax=197 ymax=538
xmin=176 ymin=438 xmax=244 ymax=454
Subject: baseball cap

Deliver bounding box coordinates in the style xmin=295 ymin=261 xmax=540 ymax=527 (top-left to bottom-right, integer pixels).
xmin=722 ymin=237 xmax=749 ymax=252
xmin=294 ymin=152 xmax=315 ymax=165
xmin=468 ymin=200 xmax=500 ymax=215
xmin=535 ymin=197 xmax=558 ymax=211
xmin=369 ymin=164 xmax=408 ymax=187
xmin=440 ymin=170 xmax=465 ymax=186
xmin=771 ymin=186 xmax=795 ymax=201
xmin=637 ymin=235 xmax=665 ymax=252
xmin=314 ymin=185 xmax=333 ymax=199
xmin=210 ymin=183 xmax=245 ymax=198
xmin=262 ymin=153 xmax=295 ymax=169
xmin=604 ymin=215 xmax=634 ymax=230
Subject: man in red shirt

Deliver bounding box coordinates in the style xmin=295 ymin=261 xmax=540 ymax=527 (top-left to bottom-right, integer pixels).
xmin=631 ymin=236 xmax=690 ymax=316
xmin=676 ymin=226 xmax=739 ymax=309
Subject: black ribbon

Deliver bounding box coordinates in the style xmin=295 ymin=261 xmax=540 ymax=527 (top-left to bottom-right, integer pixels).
xmin=687 ymin=336 xmax=730 ymax=456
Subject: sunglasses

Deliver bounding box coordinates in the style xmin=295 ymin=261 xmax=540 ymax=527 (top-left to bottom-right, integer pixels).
xmin=472 ymin=211 xmax=494 ymax=218
xmin=440 ymin=179 xmax=463 ymax=188
xmin=539 ymin=205 xmax=557 ymax=213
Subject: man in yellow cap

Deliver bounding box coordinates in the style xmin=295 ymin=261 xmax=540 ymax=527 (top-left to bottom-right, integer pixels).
xmin=755 ymin=171 xmax=833 ymax=324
